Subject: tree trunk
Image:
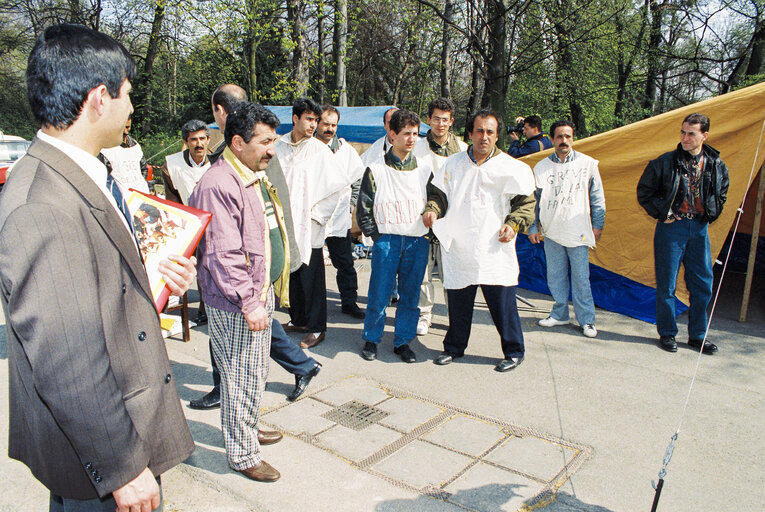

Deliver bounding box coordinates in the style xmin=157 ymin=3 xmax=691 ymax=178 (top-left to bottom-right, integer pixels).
xmin=744 ymin=19 xmax=765 ymax=78
xmin=642 ymin=0 xmax=664 ymax=115
xmin=333 ymin=0 xmax=348 ymax=105
xmin=440 ymin=0 xmax=454 ymax=98
xmin=317 ymin=1 xmax=326 ymax=104
xmin=483 ymin=0 xmax=510 ymax=145
xmin=140 ymin=0 xmax=166 ymax=137
xmin=288 ymin=0 xmax=309 ymax=99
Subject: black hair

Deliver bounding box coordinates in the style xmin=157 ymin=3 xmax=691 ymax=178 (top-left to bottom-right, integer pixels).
xmin=466 ymin=109 xmax=501 ymax=134
xmin=683 ymin=113 xmax=710 ymax=133
xmin=549 ymin=119 xmax=575 ymax=138
xmin=321 ymin=104 xmax=340 ymax=121
xmin=383 ymin=107 xmax=398 ymax=125
xmin=225 ymin=102 xmax=280 ymax=147
xmin=26 ymin=23 xmax=136 ymax=129
xmin=292 ymin=97 xmax=322 ymax=119
xmin=427 ymin=97 xmax=455 ymax=118
xmin=389 ymin=109 xmax=420 ymax=134
xmin=212 ymin=85 xmax=247 ymax=115
xmin=524 ymin=115 xmax=543 ymax=131
xmin=182 ymin=119 xmax=209 ymax=141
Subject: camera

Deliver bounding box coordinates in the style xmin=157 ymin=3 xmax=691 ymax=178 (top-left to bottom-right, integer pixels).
xmin=507 ymin=119 xmax=524 ymax=134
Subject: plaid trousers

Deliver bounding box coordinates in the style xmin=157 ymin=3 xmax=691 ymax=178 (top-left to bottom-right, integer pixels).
xmin=208 ymin=287 xmax=273 ymax=471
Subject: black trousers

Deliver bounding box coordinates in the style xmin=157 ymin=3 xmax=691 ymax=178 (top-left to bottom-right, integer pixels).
xmin=326 ymin=230 xmax=358 ymax=306
xmin=443 ymin=284 xmax=525 ymax=359
xmin=288 ymin=247 xmax=328 ymax=332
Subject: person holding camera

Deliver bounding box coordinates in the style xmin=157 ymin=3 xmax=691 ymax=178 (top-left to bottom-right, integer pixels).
xmin=508 ymin=115 xmax=552 ymax=158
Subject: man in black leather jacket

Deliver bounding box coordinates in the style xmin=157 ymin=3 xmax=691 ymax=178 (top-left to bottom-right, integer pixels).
xmin=637 ymin=113 xmax=729 ymax=355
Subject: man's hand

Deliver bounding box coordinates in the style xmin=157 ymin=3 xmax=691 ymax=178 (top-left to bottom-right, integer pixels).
xmin=515 ymin=116 xmax=525 ymax=125
xmin=422 ymin=211 xmax=437 ymax=229
xmin=159 ymin=255 xmax=197 ymax=296
xmin=244 ymin=305 xmax=269 ymax=332
xmin=498 ymin=224 xmax=517 ymax=243
xmin=113 ymin=467 xmax=159 ymax=512
xmin=528 ymin=233 xmax=541 ymax=244
xmin=593 ymin=228 xmax=602 ymax=242
xmin=509 ymin=131 xmax=520 ymax=141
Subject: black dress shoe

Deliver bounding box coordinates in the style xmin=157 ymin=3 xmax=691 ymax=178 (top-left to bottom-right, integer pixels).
xmin=495 ymin=357 xmax=524 ymax=372
xmin=688 ymin=338 xmax=718 ymax=354
xmin=361 ymin=342 xmax=377 ymax=361
xmin=341 ymin=303 xmax=365 ymax=319
xmin=189 ymin=386 xmax=220 ymax=409
xmin=434 ymin=351 xmax=461 ymax=366
xmin=659 ymin=335 xmax=678 ymax=353
xmin=394 ymin=344 xmax=416 ymax=363
xmin=287 ymin=363 xmax=322 ymax=402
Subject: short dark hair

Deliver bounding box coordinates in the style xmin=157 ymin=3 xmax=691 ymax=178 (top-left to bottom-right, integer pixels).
xmin=293 ymin=98 xmax=321 ymax=119
xmin=549 ymin=119 xmax=575 ymax=138
xmin=683 ymin=113 xmax=710 ymax=133
xmin=225 ymin=102 xmax=280 ymax=147
xmin=321 ymin=104 xmax=340 ymax=121
xmin=182 ymin=119 xmax=209 ymax=141
xmin=26 ymin=23 xmax=136 ymax=129
xmin=389 ymin=109 xmax=420 ymax=134
xmin=524 ymin=115 xmax=543 ymax=131
xmin=427 ymin=97 xmax=455 ymax=118
xmin=212 ymin=85 xmax=247 ymax=115
xmin=466 ymin=109 xmax=501 ymax=134
xmin=383 ymin=107 xmax=398 ymax=125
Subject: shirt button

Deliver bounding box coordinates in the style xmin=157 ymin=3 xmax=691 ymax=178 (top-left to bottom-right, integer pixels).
xmin=165 ymin=374 xmax=172 ymax=383
xmin=90 ymin=470 xmax=97 ymax=476
xmin=121 ymin=284 xmax=126 ymax=293
xmin=137 ymin=331 xmax=146 ymax=341
xmin=85 ymin=463 xmax=93 ymax=470
xmin=95 ymin=476 xmax=102 ymax=483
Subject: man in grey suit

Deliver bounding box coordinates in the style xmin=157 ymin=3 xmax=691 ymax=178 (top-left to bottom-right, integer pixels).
xmin=0 ymin=24 xmax=197 ymax=511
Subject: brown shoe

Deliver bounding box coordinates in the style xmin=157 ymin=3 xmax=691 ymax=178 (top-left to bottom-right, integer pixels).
xmin=237 ymin=460 xmax=280 ymax=482
xmin=257 ymin=429 xmax=283 ymax=445
xmin=300 ymin=332 xmax=325 ymax=348
xmin=283 ymin=322 xmax=308 ymax=333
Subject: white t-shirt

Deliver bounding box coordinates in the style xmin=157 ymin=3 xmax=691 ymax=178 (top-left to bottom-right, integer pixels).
xmin=100 ymin=142 xmax=150 ymax=194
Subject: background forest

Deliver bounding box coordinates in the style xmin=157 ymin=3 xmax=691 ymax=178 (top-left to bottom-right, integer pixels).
xmin=1 ymin=0 xmax=764 ymax=163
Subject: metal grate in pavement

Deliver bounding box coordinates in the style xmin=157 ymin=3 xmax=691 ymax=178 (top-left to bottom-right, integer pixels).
xmin=321 ymin=399 xmax=389 ymax=431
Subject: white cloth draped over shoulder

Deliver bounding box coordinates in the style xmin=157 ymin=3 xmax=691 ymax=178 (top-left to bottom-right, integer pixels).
xmin=431 ymin=151 xmax=535 ymax=289
xmin=325 ymin=139 xmax=366 ymax=238
xmin=100 ymin=143 xmax=150 ymax=193
xmin=275 ymin=133 xmax=354 ymax=263
xmin=411 ymin=136 xmax=468 ymax=172
xmin=361 ymin=135 xmax=389 ymax=168
xmin=165 ymin=151 xmax=211 ymax=205
xmin=368 ymin=160 xmax=431 ymax=237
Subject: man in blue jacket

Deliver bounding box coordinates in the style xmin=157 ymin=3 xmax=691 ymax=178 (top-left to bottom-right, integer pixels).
xmin=508 ymin=115 xmax=552 ymax=158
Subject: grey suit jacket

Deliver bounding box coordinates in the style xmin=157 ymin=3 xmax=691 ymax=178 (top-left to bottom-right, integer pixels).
xmin=0 ymin=139 xmax=195 ymax=499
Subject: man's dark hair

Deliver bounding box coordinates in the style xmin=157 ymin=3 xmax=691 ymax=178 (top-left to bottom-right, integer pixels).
xmin=321 ymin=104 xmax=340 ymax=121
xmin=466 ymin=109 xmax=501 ymax=134
xmin=389 ymin=109 xmax=420 ymax=134
xmin=182 ymin=119 xmax=209 ymax=141
xmin=293 ymin=98 xmax=322 ymax=119
xmin=550 ymin=119 xmax=575 ymax=138
xmin=383 ymin=107 xmax=398 ymax=125
xmin=225 ymin=102 xmax=280 ymax=147
xmin=683 ymin=113 xmax=710 ymax=133
xmin=524 ymin=115 xmax=543 ymax=131
xmin=26 ymin=23 xmax=136 ymax=129
xmin=427 ymin=97 xmax=455 ymax=118
xmin=212 ymin=85 xmax=247 ymax=115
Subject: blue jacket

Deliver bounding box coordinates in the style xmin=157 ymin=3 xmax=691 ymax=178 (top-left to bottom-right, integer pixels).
xmin=508 ymin=133 xmax=553 ymax=158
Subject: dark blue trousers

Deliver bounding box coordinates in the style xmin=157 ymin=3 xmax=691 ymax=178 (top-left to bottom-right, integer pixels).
xmin=443 ymin=285 xmax=525 ymax=359
xmin=326 ymin=230 xmax=359 ymax=306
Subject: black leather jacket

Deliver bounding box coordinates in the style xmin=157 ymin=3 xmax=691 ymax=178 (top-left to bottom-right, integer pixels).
xmin=637 ymin=143 xmax=729 ymax=223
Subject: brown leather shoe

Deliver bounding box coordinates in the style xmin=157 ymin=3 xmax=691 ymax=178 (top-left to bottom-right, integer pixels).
xmin=300 ymin=332 xmax=325 ymax=348
xmin=283 ymin=322 xmax=308 ymax=333
xmin=237 ymin=460 xmax=280 ymax=482
xmin=257 ymin=429 xmax=283 ymax=445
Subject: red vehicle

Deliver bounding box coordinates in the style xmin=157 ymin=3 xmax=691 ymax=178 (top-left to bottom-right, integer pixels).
xmin=0 ymin=134 xmax=32 ymax=193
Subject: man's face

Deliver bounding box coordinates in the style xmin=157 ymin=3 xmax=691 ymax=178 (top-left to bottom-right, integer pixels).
xmin=390 ymin=124 xmax=419 ymax=155
xmin=316 ymin=111 xmax=339 ymax=144
xmin=680 ymin=122 xmax=708 ymax=154
xmin=553 ymin=125 xmax=574 ymax=158
xmin=522 ymin=122 xmax=539 ymax=139
xmin=105 ymin=79 xmax=134 ymax=148
xmin=293 ymin=111 xmax=319 ymax=140
xmin=124 ymin=117 xmax=132 ymax=136
xmin=428 ymin=108 xmax=454 ymax=139
xmin=469 ymin=116 xmax=499 ymax=158
xmin=234 ymin=123 xmax=278 ymax=172
xmin=185 ymin=129 xmax=210 ymax=164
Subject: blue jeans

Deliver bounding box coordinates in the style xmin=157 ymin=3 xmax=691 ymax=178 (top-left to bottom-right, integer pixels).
xmin=543 ymin=239 xmax=595 ymax=326
xmin=363 ymin=234 xmax=429 ymax=347
xmin=654 ymin=218 xmax=713 ymax=339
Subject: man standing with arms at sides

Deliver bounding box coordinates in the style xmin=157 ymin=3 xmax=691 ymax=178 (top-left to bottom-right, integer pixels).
xmin=423 ymin=109 xmax=536 ymax=372
xmin=189 ymin=86 xmax=321 ymax=410
xmin=0 ymin=23 xmax=197 ymax=511
xmin=528 ymin=120 xmax=606 ymax=338
xmin=189 ymin=102 xmax=287 ymax=482
xmin=315 ymin=104 xmax=366 ymax=319
xmin=362 ymin=106 xmax=399 ymax=166
xmin=507 ymin=114 xmax=553 ymax=158
xmin=637 ymin=113 xmax=728 ymax=355
xmin=357 ymin=110 xmax=433 ymax=363
xmin=275 ymin=98 xmax=353 ymax=348
xmin=99 ymin=114 xmax=151 ymax=193
xmin=411 ymin=97 xmax=467 ymax=336
xmin=162 ymin=119 xmax=211 ymax=205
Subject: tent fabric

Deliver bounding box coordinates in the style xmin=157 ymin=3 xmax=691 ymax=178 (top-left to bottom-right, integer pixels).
xmin=518 ymin=82 xmax=765 ymax=323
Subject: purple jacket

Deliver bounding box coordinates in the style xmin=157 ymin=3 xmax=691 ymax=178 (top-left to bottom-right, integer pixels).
xmin=189 ymin=155 xmax=268 ymax=315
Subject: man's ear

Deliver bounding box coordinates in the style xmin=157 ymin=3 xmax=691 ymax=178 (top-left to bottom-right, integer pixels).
xmin=230 ymin=134 xmax=244 ymax=152
xmin=87 ymin=84 xmax=109 ymax=116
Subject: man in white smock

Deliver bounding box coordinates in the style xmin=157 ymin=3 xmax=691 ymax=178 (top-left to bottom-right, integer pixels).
xmin=423 ymin=109 xmax=536 ymax=373
xmin=162 ymin=119 xmax=211 ymax=204
xmin=98 ymin=114 xmax=150 ymax=193
xmin=361 ymin=107 xmax=398 ymax=167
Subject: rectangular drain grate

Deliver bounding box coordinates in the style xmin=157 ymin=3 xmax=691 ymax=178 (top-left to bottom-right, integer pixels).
xmin=322 ymin=400 xmax=389 ymax=431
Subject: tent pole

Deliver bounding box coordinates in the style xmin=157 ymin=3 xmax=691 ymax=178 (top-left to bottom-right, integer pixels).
xmin=739 ymin=162 xmax=765 ymax=322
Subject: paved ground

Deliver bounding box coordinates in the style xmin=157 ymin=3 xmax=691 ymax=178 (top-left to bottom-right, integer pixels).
xmin=1 ymin=259 xmax=763 ymax=512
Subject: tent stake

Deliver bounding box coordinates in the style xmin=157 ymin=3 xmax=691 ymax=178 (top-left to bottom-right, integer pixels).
xmin=739 ymin=161 xmax=765 ymax=322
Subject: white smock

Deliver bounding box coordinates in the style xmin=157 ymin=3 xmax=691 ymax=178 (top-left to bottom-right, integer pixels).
xmin=325 ymin=139 xmax=366 ymax=238
xmin=165 ymin=151 xmax=211 ymax=204
xmin=431 ymin=151 xmax=535 ymax=289
xmin=368 ymin=159 xmax=431 ymax=237
xmin=411 ymin=136 xmax=467 ymax=172
xmin=100 ymin=143 xmax=150 ymax=193
xmin=361 ymin=135 xmax=390 ymax=167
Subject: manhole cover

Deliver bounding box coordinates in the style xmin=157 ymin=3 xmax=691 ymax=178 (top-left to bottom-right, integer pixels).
xmin=321 ymin=399 xmax=389 ymax=431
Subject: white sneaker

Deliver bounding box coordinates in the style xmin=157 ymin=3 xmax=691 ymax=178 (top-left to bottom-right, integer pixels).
xmin=538 ymin=316 xmax=569 ymax=327
xmin=416 ymin=318 xmax=430 ymax=336
xmin=582 ymin=324 xmax=598 ymax=338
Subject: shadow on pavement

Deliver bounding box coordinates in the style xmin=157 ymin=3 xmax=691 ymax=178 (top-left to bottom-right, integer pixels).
xmin=374 ymin=483 xmax=530 ymax=512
